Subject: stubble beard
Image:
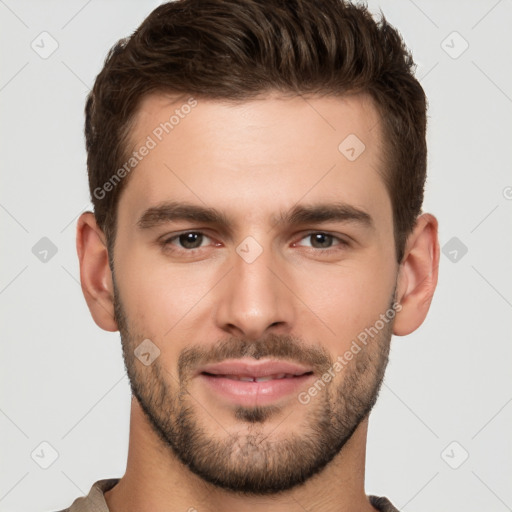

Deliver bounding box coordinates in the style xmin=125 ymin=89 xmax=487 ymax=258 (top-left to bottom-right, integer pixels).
xmin=113 ymin=278 xmax=393 ymax=495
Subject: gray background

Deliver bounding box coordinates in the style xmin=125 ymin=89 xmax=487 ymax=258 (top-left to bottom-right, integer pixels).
xmin=1 ymin=1 xmax=511 ymax=511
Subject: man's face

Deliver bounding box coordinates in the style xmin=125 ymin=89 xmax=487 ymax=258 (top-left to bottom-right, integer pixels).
xmin=112 ymin=92 xmax=398 ymax=494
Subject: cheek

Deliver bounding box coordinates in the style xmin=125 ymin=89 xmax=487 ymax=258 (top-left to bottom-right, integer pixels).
xmin=290 ymin=259 xmax=396 ymax=348
xmin=115 ymin=248 xmax=221 ymax=338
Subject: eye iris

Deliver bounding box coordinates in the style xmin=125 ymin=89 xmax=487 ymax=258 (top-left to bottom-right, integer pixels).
xmin=311 ymin=233 xmax=332 ymax=248
xmin=179 ymin=232 xmax=203 ymax=249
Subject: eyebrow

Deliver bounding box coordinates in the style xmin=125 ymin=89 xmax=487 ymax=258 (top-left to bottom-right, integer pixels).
xmin=136 ymin=201 xmax=374 ymax=231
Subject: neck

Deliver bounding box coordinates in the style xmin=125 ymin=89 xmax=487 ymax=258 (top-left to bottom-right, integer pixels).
xmin=105 ymin=397 xmax=377 ymax=512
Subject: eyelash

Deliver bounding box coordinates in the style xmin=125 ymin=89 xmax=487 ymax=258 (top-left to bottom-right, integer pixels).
xmin=160 ymin=231 xmax=350 ymax=253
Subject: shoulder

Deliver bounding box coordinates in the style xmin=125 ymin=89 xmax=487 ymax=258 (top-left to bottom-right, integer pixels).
xmin=47 ymin=478 xmax=120 ymax=512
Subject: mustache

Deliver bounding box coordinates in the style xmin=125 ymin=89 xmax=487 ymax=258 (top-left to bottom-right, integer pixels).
xmin=177 ymin=332 xmax=333 ymax=380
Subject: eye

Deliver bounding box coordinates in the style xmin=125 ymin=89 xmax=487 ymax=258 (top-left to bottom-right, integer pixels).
xmin=295 ymin=232 xmax=347 ymax=249
xmin=163 ymin=231 xmax=212 ymax=250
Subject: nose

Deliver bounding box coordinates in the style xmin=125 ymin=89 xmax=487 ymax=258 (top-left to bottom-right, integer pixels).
xmin=213 ymin=243 xmax=295 ymax=339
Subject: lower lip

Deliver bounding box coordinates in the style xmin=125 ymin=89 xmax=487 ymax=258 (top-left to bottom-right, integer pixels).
xmin=197 ymin=373 xmax=315 ymax=407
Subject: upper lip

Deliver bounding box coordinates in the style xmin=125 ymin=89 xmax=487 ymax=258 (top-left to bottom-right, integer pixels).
xmin=197 ymin=359 xmax=313 ymax=378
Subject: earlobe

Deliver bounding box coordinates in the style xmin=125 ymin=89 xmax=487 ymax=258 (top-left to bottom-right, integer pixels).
xmin=76 ymin=212 xmax=118 ymax=332
xmin=393 ymin=213 xmax=440 ymax=336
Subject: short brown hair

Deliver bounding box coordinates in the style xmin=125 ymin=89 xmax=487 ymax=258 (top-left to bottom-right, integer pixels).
xmin=85 ymin=0 xmax=427 ymax=263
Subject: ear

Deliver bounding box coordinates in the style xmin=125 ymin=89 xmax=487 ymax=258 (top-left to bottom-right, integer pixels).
xmin=393 ymin=213 xmax=439 ymax=336
xmin=76 ymin=212 xmax=118 ymax=332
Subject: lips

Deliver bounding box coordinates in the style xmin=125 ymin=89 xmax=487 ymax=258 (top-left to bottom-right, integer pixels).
xmin=197 ymin=359 xmax=314 ymax=380
xmin=197 ymin=361 xmax=315 ymax=407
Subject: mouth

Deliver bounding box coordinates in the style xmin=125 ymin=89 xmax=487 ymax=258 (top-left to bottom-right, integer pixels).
xmin=196 ymin=358 xmax=314 ymax=380
xmin=196 ymin=359 xmax=315 ymax=406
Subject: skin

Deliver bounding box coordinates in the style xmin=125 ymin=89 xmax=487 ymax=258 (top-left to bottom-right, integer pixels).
xmin=77 ymin=92 xmax=439 ymax=512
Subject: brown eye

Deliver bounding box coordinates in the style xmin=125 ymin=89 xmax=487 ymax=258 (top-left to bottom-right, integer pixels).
xmin=309 ymin=233 xmax=334 ymax=248
xmin=177 ymin=232 xmax=204 ymax=249
xmin=162 ymin=231 xmax=211 ymax=252
xmin=294 ymin=232 xmax=348 ymax=251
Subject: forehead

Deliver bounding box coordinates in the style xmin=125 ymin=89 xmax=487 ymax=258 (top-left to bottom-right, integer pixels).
xmin=119 ymin=91 xmax=389 ymax=227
